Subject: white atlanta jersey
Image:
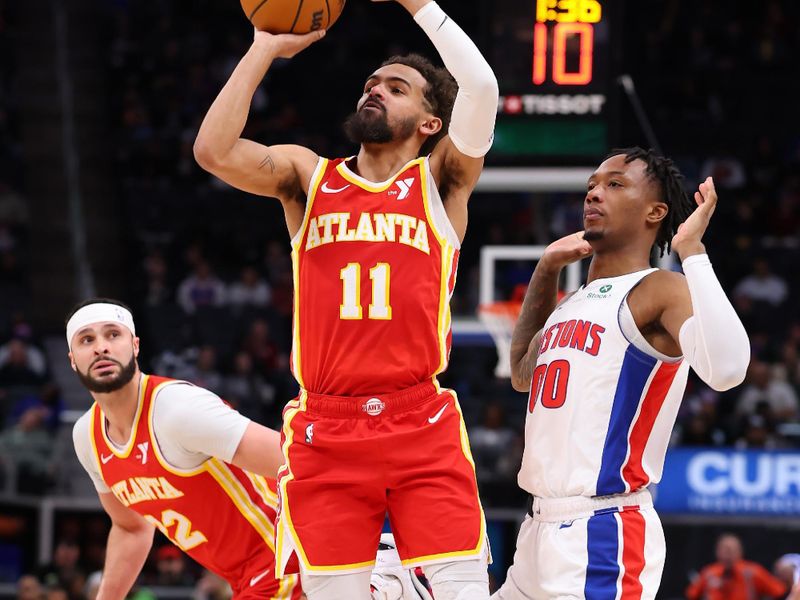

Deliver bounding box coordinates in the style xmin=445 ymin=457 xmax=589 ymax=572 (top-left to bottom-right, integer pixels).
xmin=519 ymin=268 xmax=690 ymax=499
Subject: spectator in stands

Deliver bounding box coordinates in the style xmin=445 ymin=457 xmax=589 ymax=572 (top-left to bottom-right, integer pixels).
xmin=44 ymin=585 xmax=68 ymax=600
xmin=153 ymin=545 xmax=195 ymax=587
xmin=468 ymin=402 xmax=519 ymax=482
xmin=0 ymin=403 xmax=54 ymax=494
xmin=8 ymin=383 xmax=63 ymax=433
xmin=193 ymin=570 xmax=232 ymax=600
xmin=734 ymin=258 xmax=789 ymax=307
xmin=0 ymin=338 xmax=47 ymax=386
xmin=177 ymin=345 xmax=223 ymax=395
xmin=774 ymin=554 xmax=800 ymax=592
xmin=736 ymin=361 xmax=799 ymax=421
xmin=16 ymin=574 xmax=43 ymax=600
xmin=141 ymin=251 xmax=172 ymax=307
xmin=38 ymin=539 xmax=85 ymax=600
xmin=735 ymin=413 xmax=781 ymax=450
xmin=222 ymin=351 xmax=275 ymax=426
xmin=241 ymin=318 xmax=284 ymax=375
xmin=84 ymin=571 xmax=101 ymax=600
xmin=227 ymin=265 xmax=271 ymax=312
xmin=176 ymin=259 xmax=226 ymax=314
xmin=686 ymin=533 xmax=787 ymax=600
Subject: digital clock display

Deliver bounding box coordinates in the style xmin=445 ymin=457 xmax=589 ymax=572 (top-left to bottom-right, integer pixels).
xmin=490 ymin=0 xmax=617 ymax=163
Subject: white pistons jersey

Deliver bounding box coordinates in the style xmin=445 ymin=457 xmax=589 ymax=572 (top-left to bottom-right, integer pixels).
xmin=519 ymin=268 xmax=690 ymax=499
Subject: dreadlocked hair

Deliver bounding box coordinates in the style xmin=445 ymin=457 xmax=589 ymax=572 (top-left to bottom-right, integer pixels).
xmin=380 ymin=54 xmax=457 ymax=157
xmin=606 ymin=147 xmax=694 ymax=256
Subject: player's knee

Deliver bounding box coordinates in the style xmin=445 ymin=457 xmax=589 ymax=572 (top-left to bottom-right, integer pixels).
xmin=424 ymin=559 xmax=490 ymax=600
xmin=301 ymin=570 xmax=372 ymax=600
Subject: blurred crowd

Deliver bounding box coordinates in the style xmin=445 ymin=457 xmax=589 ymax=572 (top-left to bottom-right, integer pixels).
xmin=0 ymin=0 xmax=799 ymax=594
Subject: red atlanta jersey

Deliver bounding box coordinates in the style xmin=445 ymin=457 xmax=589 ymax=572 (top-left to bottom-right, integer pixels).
xmin=89 ymin=375 xmax=286 ymax=593
xmin=290 ymin=157 xmax=461 ymax=396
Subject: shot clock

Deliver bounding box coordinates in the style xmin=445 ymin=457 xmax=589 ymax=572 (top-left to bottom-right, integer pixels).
xmin=490 ymin=0 xmax=620 ymax=163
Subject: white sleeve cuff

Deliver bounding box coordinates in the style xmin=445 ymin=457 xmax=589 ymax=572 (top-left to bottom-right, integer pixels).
xmin=413 ymin=1 xmax=498 ymax=158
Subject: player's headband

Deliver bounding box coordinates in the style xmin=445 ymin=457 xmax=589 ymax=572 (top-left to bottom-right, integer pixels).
xmin=66 ymin=303 xmax=136 ymax=349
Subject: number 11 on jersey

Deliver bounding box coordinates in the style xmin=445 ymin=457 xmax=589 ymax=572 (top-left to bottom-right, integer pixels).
xmin=340 ymin=262 xmax=392 ymax=320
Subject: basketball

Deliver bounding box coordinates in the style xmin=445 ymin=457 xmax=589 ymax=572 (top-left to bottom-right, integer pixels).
xmin=242 ymin=0 xmax=346 ymax=34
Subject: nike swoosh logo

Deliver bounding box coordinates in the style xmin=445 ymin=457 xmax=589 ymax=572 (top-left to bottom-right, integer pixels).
xmin=100 ymin=454 xmax=113 ymax=464
xmin=428 ymin=402 xmax=449 ymax=424
xmin=320 ymin=182 xmax=350 ymax=194
xmin=249 ymin=569 xmax=271 ymax=587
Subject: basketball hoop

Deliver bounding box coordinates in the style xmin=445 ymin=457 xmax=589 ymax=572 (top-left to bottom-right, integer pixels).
xmin=478 ymin=301 xmax=522 ymax=379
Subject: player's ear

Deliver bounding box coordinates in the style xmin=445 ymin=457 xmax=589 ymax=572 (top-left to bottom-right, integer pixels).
xmin=647 ymin=201 xmax=668 ymax=225
xmin=420 ymin=116 xmax=442 ymax=137
xmin=68 ymin=352 xmax=77 ymax=372
xmin=133 ymin=336 xmax=140 ymax=358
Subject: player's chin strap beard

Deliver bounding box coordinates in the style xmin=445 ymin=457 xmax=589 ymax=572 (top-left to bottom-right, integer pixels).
xmin=77 ymin=354 xmax=138 ymax=394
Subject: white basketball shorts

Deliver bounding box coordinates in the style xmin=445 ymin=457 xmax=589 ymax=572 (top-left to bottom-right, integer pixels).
xmin=493 ymin=489 xmax=665 ymax=600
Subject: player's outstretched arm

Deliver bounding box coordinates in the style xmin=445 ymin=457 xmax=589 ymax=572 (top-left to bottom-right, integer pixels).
xmin=95 ymin=492 xmax=155 ymax=600
xmin=194 ymin=30 xmax=323 ymax=203
xmin=383 ymin=0 xmax=498 ymax=233
xmin=648 ymin=177 xmax=750 ymax=390
xmin=231 ymin=422 xmax=285 ymax=478
xmin=510 ymin=232 xmax=592 ymax=392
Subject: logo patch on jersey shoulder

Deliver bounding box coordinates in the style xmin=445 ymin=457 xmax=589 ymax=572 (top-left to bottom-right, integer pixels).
xmin=388 ymin=178 xmax=415 ymax=200
xmin=599 ymin=285 xmax=612 ymax=293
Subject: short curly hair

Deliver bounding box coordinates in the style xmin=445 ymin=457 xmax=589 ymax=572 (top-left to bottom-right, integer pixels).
xmin=605 ymin=147 xmax=694 ymax=256
xmin=380 ymin=53 xmax=457 ymax=156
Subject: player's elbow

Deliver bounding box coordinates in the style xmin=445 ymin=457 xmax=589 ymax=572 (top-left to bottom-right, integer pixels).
xmin=193 ymin=136 xmax=226 ymax=172
xmin=705 ymin=356 xmax=750 ymax=392
xmin=510 ymin=365 xmax=530 ymax=393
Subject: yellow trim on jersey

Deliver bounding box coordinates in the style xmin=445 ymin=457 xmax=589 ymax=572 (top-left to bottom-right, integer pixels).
xmin=244 ymin=471 xmax=279 ymax=511
xmin=276 ymin=391 xmax=377 ymax=575
xmin=433 ymin=244 xmax=455 ymax=376
xmin=275 ymin=392 xmax=305 ymax=576
xmin=206 ymin=458 xmax=276 ymax=552
xmin=270 ymin=574 xmax=299 ymax=600
xmin=290 ymin=158 xmax=328 ymax=389
xmin=147 ymin=379 xmax=207 ymax=477
xmin=336 ymin=157 xmax=425 ymax=192
xmin=400 ymin=388 xmax=488 ymax=568
xmin=419 ymin=159 xmax=446 ymax=248
xmin=87 ymin=403 xmax=106 ymax=477
xmin=100 ymin=374 xmax=148 ymax=458
xmin=290 ymin=247 xmax=305 ymax=389
xmin=290 ymin=157 xmax=328 ymax=252
xmin=419 ymin=161 xmax=456 ymax=377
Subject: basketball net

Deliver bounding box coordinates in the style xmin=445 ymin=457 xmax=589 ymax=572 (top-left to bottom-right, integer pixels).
xmin=478 ymin=301 xmax=522 ymax=379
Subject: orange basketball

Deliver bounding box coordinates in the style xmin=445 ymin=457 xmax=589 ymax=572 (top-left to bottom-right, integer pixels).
xmin=241 ymin=0 xmax=346 ymax=34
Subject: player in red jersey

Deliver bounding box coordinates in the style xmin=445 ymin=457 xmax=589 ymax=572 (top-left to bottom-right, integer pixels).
xmin=194 ymin=0 xmax=498 ymax=597
xmin=67 ymin=298 xmax=301 ymax=600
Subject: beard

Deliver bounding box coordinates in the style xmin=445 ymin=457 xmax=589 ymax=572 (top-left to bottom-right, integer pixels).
xmin=343 ymin=107 xmax=417 ymax=145
xmin=583 ymin=229 xmax=604 ymax=242
xmin=76 ymin=354 xmax=137 ymax=394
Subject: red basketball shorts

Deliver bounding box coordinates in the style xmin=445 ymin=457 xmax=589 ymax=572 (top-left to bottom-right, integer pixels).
xmin=274 ymin=380 xmax=487 ymax=576
xmin=232 ymin=570 xmax=301 ymax=600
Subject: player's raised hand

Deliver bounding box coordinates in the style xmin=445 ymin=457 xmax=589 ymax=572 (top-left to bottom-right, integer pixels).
xmin=540 ymin=231 xmax=593 ymax=271
xmin=671 ymin=176 xmax=718 ymax=259
xmin=253 ymin=28 xmax=325 ymax=59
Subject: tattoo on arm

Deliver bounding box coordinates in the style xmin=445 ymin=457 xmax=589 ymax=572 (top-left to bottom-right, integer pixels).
xmin=514 ymin=330 xmax=543 ymax=391
xmin=257 ymin=153 xmax=276 ymax=173
xmin=509 ymin=265 xmax=561 ymax=390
